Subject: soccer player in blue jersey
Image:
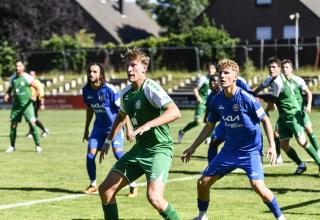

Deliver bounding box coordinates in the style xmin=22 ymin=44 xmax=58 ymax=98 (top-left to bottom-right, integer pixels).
xmin=182 ymin=59 xmax=285 ymax=220
xmin=82 ymin=63 xmax=137 ymax=196
xmin=205 ymin=74 xmax=252 ymax=163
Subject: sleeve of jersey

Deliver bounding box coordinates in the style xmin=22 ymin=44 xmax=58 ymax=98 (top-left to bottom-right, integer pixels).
xmin=269 ymin=79 xmax=282 ymax=97
xmin=261 ymin=77 xmax=272 ymax=88
xmin=251 ymin=99 xmax=266 ymax=121
xmin=144 ymin=81 xmax=173 ymax=109
xmin=108 ymin=85 xmax=120 ymax=108
xmin=24 ymin=73 xmax=34 ymax=84
xmin=207 ymin=101 xmax=219 ymax=123
xmin=237 ymin=79 xmax=251 ymax=92
xmin=197 ymin=76 xmax=206 ymax=88
xmin=296 ymin=76 xmax=308 ymax=91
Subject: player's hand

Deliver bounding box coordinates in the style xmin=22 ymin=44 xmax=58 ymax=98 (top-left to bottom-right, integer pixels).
xmin=197 ymin=97 xmax=203 ymax=104
xmin=126 ymin=128 xmax=134 ymax=142
xmin=83 ymin=130 xmax=89 ymax=142
xmin=40 ymin=104 xmax=45 ymax=111
xmin=266 ymin=147 xmax=277 ymax=166
xmin=305 ymin=105 xmax=311 ymax=113
xmin=3 ymin=94 xmax=9 ymax=103
xmin=181 ymin=146 xmax=196 ymax=163
xmin=99 ymin=143 xmax=111 ymax=164
xmin=129 ymin=123 xmax=151 ymax=141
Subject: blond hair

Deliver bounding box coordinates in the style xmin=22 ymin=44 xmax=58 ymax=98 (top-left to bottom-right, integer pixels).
xmin=217 ymin=58 xmax=239 ymax=75
xmin=122 ymin=48 xmax=150 ymax=66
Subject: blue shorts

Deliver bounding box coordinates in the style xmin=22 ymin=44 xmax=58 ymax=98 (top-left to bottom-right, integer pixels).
xmin=203 ymin=149 xmax=264 ymax=180
xmin=211 ymin=122 xmax=225 ymax=141
xmin=88 ymin=128 xmax=124 ymax=151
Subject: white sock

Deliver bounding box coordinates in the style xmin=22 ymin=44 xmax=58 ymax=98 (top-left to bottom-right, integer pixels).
xmin=277 ymin=214 xmax=285 ymax=220
xmin=90 ymin=180 xmax=97 ymax=186
xmin=198 ymin=211 xmax=206 ymax=218
xmin=129 ymin=182 xmax=137 ymax=188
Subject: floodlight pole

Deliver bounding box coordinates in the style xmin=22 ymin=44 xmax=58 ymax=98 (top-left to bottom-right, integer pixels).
xmin=291 ymin=12 xmax=300 ymax=69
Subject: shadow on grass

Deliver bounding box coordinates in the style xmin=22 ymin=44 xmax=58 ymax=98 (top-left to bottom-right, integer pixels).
xmin=0 ymin=187 xmax=81 ymax=194
xmin=211 ymin=186 xmax=320 ymax=194
xmin=169 ymin=170 xmax=201 ymax=175
xmin=72 ymin=219 xmax=156 ymax=220
xmin=173 ymin=155 xmax=207 ymax=161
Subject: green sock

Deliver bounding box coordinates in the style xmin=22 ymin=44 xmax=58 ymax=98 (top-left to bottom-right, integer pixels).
xmin=183 ymin=121 xmax=199 ymax=133
xmin=308 ymin=133 xmax=320 ymax=151
xmin=305 ymin=144 xmax=320 ymax=165
xmin=102 ymin=203 xmax=118 ymax=220
xmin=160 ymin=203 xmax=180 ymax=220
xmin=275 ymin=136 xmax=281 ymax=155
xmin=10 ymin=127 xmax=17 ymax=147
xmin=286 ymin=147 xmax=302 ymax=165
xmin=30 ymin=124 xmax=40 ymax=146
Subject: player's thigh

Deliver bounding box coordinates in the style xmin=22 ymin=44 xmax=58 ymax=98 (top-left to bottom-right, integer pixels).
xmin=112 ymin=129 xmax=124 ymax=151
xmin=99 ymin=169 xmax=129 ymax=194
xmin=139 ymin=150 xmax=173 ymax=183
xmin=278 ymin=119 xmax=293 ymax=140
xmin=239 ymin=152 xmax=264 ymax=181
xmin=203 ymin=149 xmax=236 ymax=177
xmin=23 ymin=103 xmax=36 ymax=123
xmin=10 ymin=107 xmax=23 ymax=123
xmin=112 ymin=147 xmax=145 ymax=183
xmin=195 ymin=103 xmax=206 ymax=120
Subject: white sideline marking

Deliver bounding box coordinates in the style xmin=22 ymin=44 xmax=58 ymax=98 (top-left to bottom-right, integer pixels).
xmin=0 ymin=162 xmax=296 ymax=210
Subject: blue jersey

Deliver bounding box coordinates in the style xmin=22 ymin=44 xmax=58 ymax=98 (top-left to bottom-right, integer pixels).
xmin=82 ymin=82 xmax=120 ymax=133
xmin=208 ymin=87 xmax=266 ymax=154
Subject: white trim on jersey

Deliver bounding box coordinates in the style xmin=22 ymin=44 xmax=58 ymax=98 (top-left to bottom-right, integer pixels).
xmin=292 ymin=75 xmax=308 ymax=91
xmin=119 ymin=84 xmax=132 ymax=113
xmin=143 ymin=79 xmax=173 ymax=109
xmin=197 ymin=75 xmax=207 ymax=88
xmin=106 ymin=82 xmax=120 ymax=107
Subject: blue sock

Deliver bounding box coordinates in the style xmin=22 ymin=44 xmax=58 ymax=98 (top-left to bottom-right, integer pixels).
xmin=86 ymin=152 xmax=96 ymax=182
xmin=114 ymin=150 xmax=124 ymax=160
xmin=197 ymin=199 xmax=209 ymax=212
xmin=263 ymin=197 xmax=282 ymax=218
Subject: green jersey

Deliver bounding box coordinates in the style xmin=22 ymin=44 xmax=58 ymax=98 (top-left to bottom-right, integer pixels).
xmin=9 ymin=73 xmax=34 ymax=107
xmin=268 ymin=74 xmax=301 ymax=119
xmin=120 ymin=79 xmax=174 ymax=152
xmin=197 ymin=75 xmax=210 ymax=103
xmin=289 ymin=75 xmax=308 ymax=110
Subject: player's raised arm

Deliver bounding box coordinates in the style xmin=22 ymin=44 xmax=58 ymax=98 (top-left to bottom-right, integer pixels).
xmin=99 ymin=111 xmax=127 ymax=163
xmin=181 ymin=121 xmax=215 ymax=163
xmin=261 ymin=115 xmax=277 ymax=165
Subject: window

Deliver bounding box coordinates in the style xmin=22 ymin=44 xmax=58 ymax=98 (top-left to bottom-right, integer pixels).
xmin=283 ymin=25 xmax=297 ymax=39
xmin=256 ymin=0 xmax=272 ymax=5
xmin=256 ymin=26 xmax=272 ymax=40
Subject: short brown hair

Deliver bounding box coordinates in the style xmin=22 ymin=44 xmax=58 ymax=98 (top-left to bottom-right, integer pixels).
xmin=281 ymin=59 xmax=294 ymax=68
xmin=217 ymin=58 xmax=239 ymax=75
xmin=122 ymin=48 xmax=150 ymax=66
xmin=267 ymin=57 xmax=281 ymax=67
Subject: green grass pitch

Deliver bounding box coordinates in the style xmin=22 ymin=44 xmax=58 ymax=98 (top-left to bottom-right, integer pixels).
xmin=0 ymin=109 xmax=320 ymax=219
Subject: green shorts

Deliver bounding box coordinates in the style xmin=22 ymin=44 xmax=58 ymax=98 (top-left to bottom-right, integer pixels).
xmin=278 ymin=113 xmax=305 ymax=140
xmin=10 ymin=102 xmax=36 ymax=123
xmin=195 ymin=103 xmax=206 ymax=120
xmin=112 ymin=146 xmax=173 ymax=184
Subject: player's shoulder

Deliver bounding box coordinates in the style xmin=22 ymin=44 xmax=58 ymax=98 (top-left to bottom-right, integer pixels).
xmin=120 ymin=84 xmax=132 ymax=97
xmin=104 ymin=82 xmax=118 ymax=94
xmin=292 ymin=75 xmax=305 ymax=83
xmin=239 ymin=88 xmax=257 ymax=103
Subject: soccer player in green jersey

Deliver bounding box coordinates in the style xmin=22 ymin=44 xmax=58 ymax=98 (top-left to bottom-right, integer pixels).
xmin=4 ymin=60 xmax=42 ymax=153
xmin=263 ymin=58 xmax=320 ymax=174
xmin=178 ymin=63 xmax=216 ymax=143
xmin=282 ymin=59 xmax=320 ymax=157
xmin=98 ymin=48 xmax=181 ymax=220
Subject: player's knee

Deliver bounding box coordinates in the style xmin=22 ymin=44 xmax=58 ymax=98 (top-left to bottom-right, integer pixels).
xmin=87 ymin=152 xmax=95 ymax=160
xmin=251 ymin=180 xmax=266 ymax=195
xmin=197 ymin=178 xmax=210 ymax=190
xmin=147 ymin=193 xmax=163 ymax=209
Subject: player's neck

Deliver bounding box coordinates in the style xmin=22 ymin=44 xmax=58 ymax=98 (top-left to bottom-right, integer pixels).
xmin=132 ymin=78 xmax=145 ymax=90
xmin=90 ymin=81 xmax=102 ymax=90
xmin=223 ymin=84 xmax=237 ymax=98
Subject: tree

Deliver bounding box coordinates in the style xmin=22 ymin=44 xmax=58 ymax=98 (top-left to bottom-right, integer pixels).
xmin=154 ymin=0 xmax=209 ymax=34
xmin=0 ymin=0 xmax=87 ymax=50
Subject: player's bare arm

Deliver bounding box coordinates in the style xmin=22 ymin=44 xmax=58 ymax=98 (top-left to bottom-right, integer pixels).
xmin=4 ymin=87 xmax=12 ymax=102
xmin=99 ymin=111 xmax=127 ymax=163
xmin=30 ymin=80 xmax=40 ymax=101
xmin=181 ymin=122 xmax=215 ymax=163
xmin=305 ymin=87 xmax=312 ymax=113
xmin=261 ymin=115 xmax=277 ymax=165
xmin=193 ymin=87 xmax=202 ymax=103
xmin=129 ymin=102 xmax=181 ymax=140
xmin=83 ymin=106 xmax=94 ymax=142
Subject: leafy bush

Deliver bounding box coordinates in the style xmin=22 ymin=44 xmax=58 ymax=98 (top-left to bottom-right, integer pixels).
xmin=0 ymin=40 xmax=16 ymax=77
xmin=41 ymin=29 xmax=94 ymax=72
